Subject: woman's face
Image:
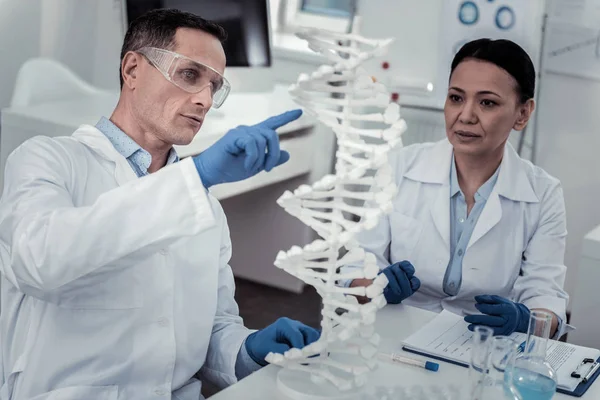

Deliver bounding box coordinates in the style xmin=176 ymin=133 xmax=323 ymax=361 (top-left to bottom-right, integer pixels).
xmin=444 ymin=59 xmax=534 ymax=159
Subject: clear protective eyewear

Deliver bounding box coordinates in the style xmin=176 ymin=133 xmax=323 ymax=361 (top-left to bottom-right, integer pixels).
xmin=137 ymin=47 xmax=230 ymax=108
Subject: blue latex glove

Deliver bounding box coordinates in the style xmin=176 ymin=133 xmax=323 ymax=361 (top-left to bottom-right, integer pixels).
xmin=464 ymin=295 xmax=531 ymax=336
xmin=245 ymin=317 xmax=321 ymax=366
xmin=193 ymin=109 xmax=303 ymax=188
xmin=380 ymin=261 xmax=421 ymax=304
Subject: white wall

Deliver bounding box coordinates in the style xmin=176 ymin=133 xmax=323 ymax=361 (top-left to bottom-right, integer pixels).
xmin=355 ymin=0 xmax=545 ymax=110
xmin=568 ymin=225 xmax=600 ymax=347
xmin=355 ymin=0 xmax=443 ymax=109
xmin=535 ymin=72 xmax=600 ymax=299
xmin=0 ymin=0 xmax=43 ymax=109
xmin=39 ymin=0 xmax=123 ymax=90
xmin=0 ymin=0 xmax=123 ymax=112
xmin=0 ymin=0 xmax=331 ymax=108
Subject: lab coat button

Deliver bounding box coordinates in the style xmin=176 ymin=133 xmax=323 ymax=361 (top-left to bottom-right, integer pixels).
xmin=154 ymin=388 xmax=167 ymax=396
xmin=160 ymin=249 xmax=168 ymax=255
xmin=158 ymin=317 xmax=169 ymax=327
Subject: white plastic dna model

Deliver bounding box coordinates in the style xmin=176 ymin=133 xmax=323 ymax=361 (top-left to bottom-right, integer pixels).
xmin=267 ymin=22 xmax=407 ymax=398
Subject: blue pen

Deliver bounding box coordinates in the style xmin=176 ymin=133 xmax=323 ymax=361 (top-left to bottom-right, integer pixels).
xmin=518 ymin=340 xmax=535 ymax=354
xmin=499 ymin=341 xmax=527 ymax=365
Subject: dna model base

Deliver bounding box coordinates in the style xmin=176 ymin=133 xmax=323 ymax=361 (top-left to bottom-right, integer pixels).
xmin=276 ymin=367 xmax=365 ymax=400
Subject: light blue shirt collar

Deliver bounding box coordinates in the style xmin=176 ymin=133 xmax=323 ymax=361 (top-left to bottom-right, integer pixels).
xmin=450 ymin=154 xmax=500 ymax=201
xmin=95 ymin=117 xmax=179 ymax=177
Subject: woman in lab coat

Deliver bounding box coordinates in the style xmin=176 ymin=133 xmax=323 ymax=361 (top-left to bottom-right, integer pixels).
xmin=343 ymin=39 xmax=570 ymax=338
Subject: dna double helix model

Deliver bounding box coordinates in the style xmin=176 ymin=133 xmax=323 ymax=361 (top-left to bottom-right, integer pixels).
xmin=266 ymin=22 xmax=409 ymax=394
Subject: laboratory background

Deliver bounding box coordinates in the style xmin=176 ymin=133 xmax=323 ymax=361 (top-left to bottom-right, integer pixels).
xmin=1 ymin=0 xmax=600 ymax=399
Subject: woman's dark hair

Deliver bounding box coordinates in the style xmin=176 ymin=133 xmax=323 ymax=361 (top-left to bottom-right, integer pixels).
xmin=450 ymin=39 xmax=535 ymax=103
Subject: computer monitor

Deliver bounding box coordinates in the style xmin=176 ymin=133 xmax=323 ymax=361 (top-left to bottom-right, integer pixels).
xmin=124 ymin=0 xmax=273 ymax=93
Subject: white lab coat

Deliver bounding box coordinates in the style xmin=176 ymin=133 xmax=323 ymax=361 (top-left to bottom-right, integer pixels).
xmin=0 ymin=126 xmax=251 ymax=400
xmin=348 ymin=139 xmax=569 ymax=324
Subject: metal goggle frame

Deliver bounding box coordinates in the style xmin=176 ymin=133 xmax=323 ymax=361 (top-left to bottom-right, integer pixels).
xmin=137 ymin=47 xmax=230 ymax=108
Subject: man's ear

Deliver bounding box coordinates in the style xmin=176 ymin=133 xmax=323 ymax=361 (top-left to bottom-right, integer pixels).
xmin=513 ymin=98 xmax=535 ymax=131
xmin=121 ymin=51 xmax=141 ymax=89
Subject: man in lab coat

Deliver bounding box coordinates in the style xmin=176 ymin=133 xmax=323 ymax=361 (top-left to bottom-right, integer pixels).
xmin=0 ymin=9 xmax=319 ymax=400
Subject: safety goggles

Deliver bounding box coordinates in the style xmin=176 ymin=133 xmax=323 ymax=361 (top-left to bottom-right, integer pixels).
xmin=137 ymin=47 xmax=230 ymax=108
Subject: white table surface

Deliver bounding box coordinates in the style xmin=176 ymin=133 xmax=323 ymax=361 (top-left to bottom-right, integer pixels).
xmin=210 ymin=305 xmax=596 ymax=399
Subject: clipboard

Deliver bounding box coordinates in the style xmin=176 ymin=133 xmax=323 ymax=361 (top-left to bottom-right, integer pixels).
xmin=557 ymin=356 xmax=600 ymax=397
xmin=401 ymin=347 xmax=600 ymax=397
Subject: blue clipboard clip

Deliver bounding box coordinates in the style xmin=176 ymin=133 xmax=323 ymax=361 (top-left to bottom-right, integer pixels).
xmin=571 ymin=358 xmax=600 ymax=384
xmin=558 ymin=356 xmax=600 ymax=397
xmin=517 ymin=341 xmax=599 ymax=384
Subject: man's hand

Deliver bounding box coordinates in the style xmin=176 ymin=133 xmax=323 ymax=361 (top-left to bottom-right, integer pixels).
xmin=193 ymin=109 xmax=302 ymax=188
xmin=245 ymin=317 xmax=320 ymax=366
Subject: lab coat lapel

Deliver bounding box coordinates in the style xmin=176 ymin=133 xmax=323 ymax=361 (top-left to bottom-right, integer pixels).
xmin=72 ymin=125 xmax=139 ymax=185
xmin=404 ymin=139 xmax=453 ymax=251
xmin=496 ymin=143 xmax=539 ymax=204
xmin=466 ymin=191 xmax=501 ymax=250
xmin=430 ymin=189 xmax=451 ymax=252
xmin=465 ymin=142 xmax=538 ymax=249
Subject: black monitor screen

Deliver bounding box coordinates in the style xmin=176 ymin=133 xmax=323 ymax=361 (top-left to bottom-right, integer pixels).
xmin=125 ymin=0 xmax=271 ymax=67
